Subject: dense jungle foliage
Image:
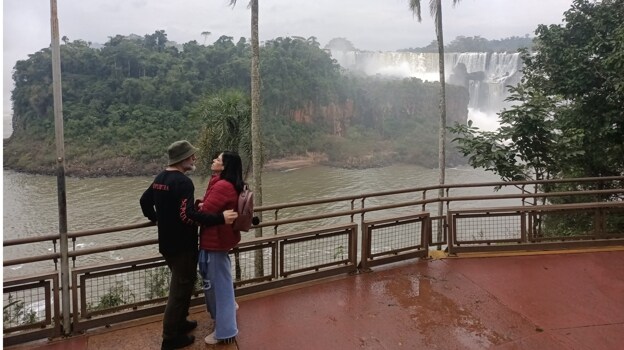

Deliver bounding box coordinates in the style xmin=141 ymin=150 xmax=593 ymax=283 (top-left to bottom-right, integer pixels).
xmin=4 ymin=31 xmax=469 ymax=176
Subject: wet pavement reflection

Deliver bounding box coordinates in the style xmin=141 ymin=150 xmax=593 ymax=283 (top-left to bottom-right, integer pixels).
xmin=236 ymin=250 xmax=624 ymax=349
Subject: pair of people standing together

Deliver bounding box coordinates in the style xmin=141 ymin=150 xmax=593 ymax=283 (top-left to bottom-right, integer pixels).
xmin=140 ymin=140 xmax=243 ymax=350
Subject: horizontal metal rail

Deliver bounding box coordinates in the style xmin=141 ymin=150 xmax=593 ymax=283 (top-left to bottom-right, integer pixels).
xmin=3 ymin=222 xmax=155 ymax=247
xmin=254 ymin=176 xmax=624 ymax=212
xmin=4 ymin=182 xmax=623 ymax=268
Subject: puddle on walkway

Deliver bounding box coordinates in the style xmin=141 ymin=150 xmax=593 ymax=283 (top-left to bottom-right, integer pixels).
xmin=373 ymin=269 xmax=509 ymax=349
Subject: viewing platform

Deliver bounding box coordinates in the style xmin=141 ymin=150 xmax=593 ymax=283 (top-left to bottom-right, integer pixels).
xmin=5 ymin=176 xmax=623 ymax=349
xmin=7 ymin=248 xmax=624 ymax=350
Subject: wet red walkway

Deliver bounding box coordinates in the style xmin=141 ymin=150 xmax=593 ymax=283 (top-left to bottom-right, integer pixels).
xmin=7 ymin=249 xmax=624 ymax=350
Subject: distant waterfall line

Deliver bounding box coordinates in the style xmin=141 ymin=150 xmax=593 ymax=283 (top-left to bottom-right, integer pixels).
xmin=330 ymin=51 xmax=523 ymax=114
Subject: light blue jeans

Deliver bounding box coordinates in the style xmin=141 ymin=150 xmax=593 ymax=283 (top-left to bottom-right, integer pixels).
xmin=198 ymin=250 xmax=238 ymax=339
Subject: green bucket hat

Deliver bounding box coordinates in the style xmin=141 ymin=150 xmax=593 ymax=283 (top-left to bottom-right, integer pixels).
xmin=167 ymin=140 xmax=198 ymax=166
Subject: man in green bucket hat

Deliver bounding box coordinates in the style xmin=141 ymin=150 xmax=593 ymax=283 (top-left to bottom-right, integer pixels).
xmin=140 ymin=140 xmax=238 ymax=350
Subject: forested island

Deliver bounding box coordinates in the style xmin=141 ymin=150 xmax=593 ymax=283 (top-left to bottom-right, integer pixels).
xmin=3 ymin=32 xmax=484 ymax=177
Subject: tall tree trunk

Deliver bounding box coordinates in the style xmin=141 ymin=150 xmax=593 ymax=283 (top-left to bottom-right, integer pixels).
xmin=250 ymin=0 xmax=264 ymax=277
xmin=435 ymin=0 xmax=447 ymax=244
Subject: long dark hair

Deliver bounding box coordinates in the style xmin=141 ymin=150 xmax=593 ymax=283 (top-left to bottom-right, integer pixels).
xmin=220 ymin=151 xmax=245 ymax=193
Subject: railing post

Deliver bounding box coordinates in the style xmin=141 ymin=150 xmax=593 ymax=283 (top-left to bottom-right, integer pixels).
xmin=446 ymin=210 xmax=454 ymax=255
xmin=594 ymin=208 xmax=605 ymax=237
xmin=520 ymin=211 xmax=527 ymax=243
xmin=437 ymin=191 xmax=444 ymax=243
xmin=273 ymin=209 xmax=279 ymax=235
xmin=423 ymin=214 xmax=431 ymax=253
xmin=358 ymin=221 xmax=370 ymax=271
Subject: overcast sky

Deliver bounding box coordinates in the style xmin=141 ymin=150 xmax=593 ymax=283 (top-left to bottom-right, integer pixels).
xmin=2 ymin=0 xmax=573 ymax=137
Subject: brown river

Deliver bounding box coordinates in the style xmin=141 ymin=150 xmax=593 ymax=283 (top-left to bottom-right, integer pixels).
xmin=3 ymin=165 xmax=509 ymax=278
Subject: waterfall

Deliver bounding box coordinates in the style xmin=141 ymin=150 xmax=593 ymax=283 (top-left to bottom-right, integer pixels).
xmin=330 ymin=50 xmax=523 ymax=129
xmin=449 ymin=52 xmax=522 ymax=113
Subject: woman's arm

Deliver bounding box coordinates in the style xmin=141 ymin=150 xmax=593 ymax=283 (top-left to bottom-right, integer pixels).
xmin=178 ymin=178 xmax=236 ymax=226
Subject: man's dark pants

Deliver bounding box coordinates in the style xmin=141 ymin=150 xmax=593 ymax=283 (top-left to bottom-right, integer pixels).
xmin=162 ymin=250 xmax=198 ymax=340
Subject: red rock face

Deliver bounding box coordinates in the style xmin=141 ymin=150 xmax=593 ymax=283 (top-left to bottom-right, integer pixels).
xmin=291 ymin=99 xmax=356 ymax=136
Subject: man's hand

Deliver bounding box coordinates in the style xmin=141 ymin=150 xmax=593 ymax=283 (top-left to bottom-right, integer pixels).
xmin=223 ymin=209 xmax=238 ymax=224
xmin=195 ymin=199 xmax=203 ymax=210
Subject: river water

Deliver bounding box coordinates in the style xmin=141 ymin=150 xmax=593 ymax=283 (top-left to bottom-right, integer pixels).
xmin=3 ymin=165 xmax=509 ymax=277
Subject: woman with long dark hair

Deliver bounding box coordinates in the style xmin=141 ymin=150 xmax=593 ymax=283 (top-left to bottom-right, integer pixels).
xmin=198 ymin=151 xmax=243 ymax=345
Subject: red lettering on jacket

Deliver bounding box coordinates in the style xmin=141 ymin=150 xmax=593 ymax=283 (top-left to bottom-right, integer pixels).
xmin=179 ymin=198 xmax=196 ymax=225
xmin=152 ymin=183 xmax=169 ymax=191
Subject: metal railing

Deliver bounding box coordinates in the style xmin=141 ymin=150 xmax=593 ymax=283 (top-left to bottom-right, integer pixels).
xmin=448 ymin=201 xmax=624 ymax=254
xmin=3 ymin=272 xmax=61 ymax=345
xmin=359 ymin=213 xmax=430 ymax=271
xmin=3 ymin=176 xmax=623 ymax=345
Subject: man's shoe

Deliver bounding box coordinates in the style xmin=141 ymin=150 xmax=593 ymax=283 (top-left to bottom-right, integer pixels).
xmin=161 ymin=334 xmax=195 ymax=350
xmin=180 ymin=319 xmax=198 ymax=333
xmin=204 ymin=331 xmax=236 ymax=345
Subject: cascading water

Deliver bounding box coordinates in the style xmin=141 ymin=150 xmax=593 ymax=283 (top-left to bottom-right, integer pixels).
xmin=450 ymin=52 xmax=522 ymax=113
xmin=330 ymin=50 xmax=523 ymax=131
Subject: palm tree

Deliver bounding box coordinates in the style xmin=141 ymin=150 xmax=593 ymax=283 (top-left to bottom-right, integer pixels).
xmin=194 ymin=90 xmax=252 ymax=281
xmin=194 ymin=90 xmax=252 ymax=175
xmin=228 ymin=0 xmax=264 ymax=276
xmin=408 ymin=0 xmax=461 ymax=243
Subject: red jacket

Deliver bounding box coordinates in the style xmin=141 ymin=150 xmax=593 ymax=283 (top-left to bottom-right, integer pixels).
xmin=203 ymin=174 xmax=220 ymax=197
xmin=199 ymin=178 xmax=241 ymax=251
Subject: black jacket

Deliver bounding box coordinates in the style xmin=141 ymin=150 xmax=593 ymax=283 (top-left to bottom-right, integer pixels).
xmin=140 ymin=170 xmax=224 ymax=256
